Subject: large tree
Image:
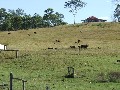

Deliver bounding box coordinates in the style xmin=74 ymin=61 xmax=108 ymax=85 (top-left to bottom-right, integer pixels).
xmin=43 ymin=8 xmax=67 ymax=27
xmin=64 ymin=0 xmax=86 ymax=24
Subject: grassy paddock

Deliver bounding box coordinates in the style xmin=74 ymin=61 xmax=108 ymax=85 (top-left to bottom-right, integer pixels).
xmin=0 ymin=22 xmax=120 ymax=90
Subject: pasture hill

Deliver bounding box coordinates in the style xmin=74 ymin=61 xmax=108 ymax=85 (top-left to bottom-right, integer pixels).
xmin=0 ymin=22 xmax=120 ymax=90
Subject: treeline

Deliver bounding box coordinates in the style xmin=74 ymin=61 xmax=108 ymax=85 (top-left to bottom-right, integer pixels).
xmin=0 ymin=8 xmax=67 ymax=31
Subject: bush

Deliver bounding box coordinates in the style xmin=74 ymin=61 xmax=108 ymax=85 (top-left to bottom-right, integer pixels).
xmin=96 ymin=72 xmax=108 ymax=83
xmin=108 ymin=72 xmax=120 ymax=83
xmin=91 ymin=23 xmax=107 ymax=28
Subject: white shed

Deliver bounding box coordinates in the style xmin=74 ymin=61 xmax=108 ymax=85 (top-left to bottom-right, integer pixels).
xmin=0 ymin=44 xmax=7 ymax=50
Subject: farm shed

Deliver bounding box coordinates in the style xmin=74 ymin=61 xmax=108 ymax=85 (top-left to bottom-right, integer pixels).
xmin=0 ymin=44 xmax=7 ymax=50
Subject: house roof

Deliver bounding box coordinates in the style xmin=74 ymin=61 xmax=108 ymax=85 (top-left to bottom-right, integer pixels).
xmin=81 ymin=16 xmax=107 ymax=22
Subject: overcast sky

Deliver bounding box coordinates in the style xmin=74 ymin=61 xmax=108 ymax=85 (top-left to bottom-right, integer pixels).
xmin=0 ymin=0 xmax=116 ymax=24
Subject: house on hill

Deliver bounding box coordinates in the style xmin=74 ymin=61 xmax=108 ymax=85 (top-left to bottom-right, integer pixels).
xmin=81 ymin=16 xmax=107 ymax=23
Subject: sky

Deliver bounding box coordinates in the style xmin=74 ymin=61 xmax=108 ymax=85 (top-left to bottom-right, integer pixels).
xmin=0 ymin=0 xmax=116 ymax=24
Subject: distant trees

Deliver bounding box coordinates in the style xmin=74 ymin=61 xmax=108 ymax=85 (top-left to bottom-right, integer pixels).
xmin=0 ymin=8 xmax=67 ymax=31
xmin=64 ymin=0 xmax=86 ymax=24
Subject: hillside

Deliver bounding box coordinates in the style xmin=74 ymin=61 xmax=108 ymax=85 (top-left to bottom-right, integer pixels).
xmin=0 ymin=22 xmax=120 ymax=90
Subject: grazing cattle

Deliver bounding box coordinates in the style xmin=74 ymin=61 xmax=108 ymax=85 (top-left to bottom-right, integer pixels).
xmin=70 ymin=46 xmax=76 ymax=48
xmin=78 ymin=40 xmax=80 ymax=43
xmin=48 ymin=47 xmax=53 ymax=49
xmin=56 ymin=40 xmax=60 ymax=42
xmin=28 ymin=34 xmax=30 ymax=36
xmin=117 ymin=60 xmax=120 ymax=62
xmin=98 ymin=47 xmax=101 ymax=49
xmin=81 ymin=44 xmax=88 ymax=49
xmin=78 ymin=46 xmax=81 ymax=48
xmin=34 ymin=32 xmax=37 ymax=34
xmin=54 ymin=48 xmax=57 ymax=49
xmin=75 ymin=40 xmax=80 ymax=43
xmin=8 ymin=33 xmax=11 ymax=34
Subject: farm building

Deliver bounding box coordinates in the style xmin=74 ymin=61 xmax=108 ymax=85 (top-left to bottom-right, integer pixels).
xmin=81 ymin=16 xmax=107 ymax=23
xmin=0 ymin=44 xmax=7 ymax=50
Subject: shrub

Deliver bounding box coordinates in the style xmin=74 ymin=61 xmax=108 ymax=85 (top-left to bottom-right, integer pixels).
xmin=108 ymin=71 xmax=120 ymax=83
xmin=91 ymin=23 xmax=106 ymax=28
xmin=96 ymin=72 xmax=108 ymax=83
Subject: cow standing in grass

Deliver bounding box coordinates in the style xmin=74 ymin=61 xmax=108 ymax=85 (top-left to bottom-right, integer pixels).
xmin=81 ymin=44 xmax=88 ymax=49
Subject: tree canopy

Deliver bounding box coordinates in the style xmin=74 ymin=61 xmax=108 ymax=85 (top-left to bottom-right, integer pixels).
xmin=0 ymin=8 xmax=67 ymax=31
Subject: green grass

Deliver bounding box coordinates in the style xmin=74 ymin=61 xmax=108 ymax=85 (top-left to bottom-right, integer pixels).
xmin=0 ymin=22 xmax=120 ymax=90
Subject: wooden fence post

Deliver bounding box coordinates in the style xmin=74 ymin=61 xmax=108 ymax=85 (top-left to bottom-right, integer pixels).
xmin=22 ymin=80 xmax=27 ymax=90
xmin=15 ymin=50 xmax=19 ymax=58
xmin=10 ymin=72 xmax=13 ymax=90
xmin=78 ymin=46 xmax=81 ymax=55
xmin=65 ymin=67 xmax=74 ymax=78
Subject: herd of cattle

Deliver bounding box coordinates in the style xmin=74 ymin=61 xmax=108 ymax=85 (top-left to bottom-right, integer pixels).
xmin=48 ymin=39 xmax=89 ymax=50
xmin=70 ymin=39 xmax=89 ymax=49
xmin=6 ymin=32 xmax=88 ymax=50
xmin=70 ymin=44 xmax=88 ymax=49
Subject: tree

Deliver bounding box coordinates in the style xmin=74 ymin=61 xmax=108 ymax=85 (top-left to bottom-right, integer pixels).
xmin=43 ymin=8 xmax=57 ymax=27
xmin=64 ymin=0 xmax=86 ymax=24
xmin=114 ymin=4 xmax=120 ymax=22
xmin=8 ymin=8 xmax=26 ymax=30
xmin=43 ymin=8 xmax=66 ymax=27
xmin=55 ymin=12 xmax=67 ymax=25
xmin=1 ymin=13 xmax=13 ymax=31
xmin=0 ymin=8 xmax=7 ymax=30
xmin=112 ymin=0 xmax=120 ymax=22
xmin=22 ymin=14 xmax=32 ymax=30
xmin=31 ymin=13 xmax=43 ymax=28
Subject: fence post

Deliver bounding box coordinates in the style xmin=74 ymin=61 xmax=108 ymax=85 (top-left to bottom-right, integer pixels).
xmin=78 ymin=46 xmax=81 ymax=55
xmin=66 ymin=67 xmax=74 ymax=78
xmin=15 ymin=50 xmax=19 ymax=58
xmin=10 ymin=72 xmax=13 ymax=90
xmin=46 ymin=85 xmax=50 ymax=90
xmin=22 ymin=80 xmax=27 ymax=90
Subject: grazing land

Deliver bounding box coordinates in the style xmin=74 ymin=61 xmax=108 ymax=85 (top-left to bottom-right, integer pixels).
xmin=0 ymin=22 xmax=120 ymax=90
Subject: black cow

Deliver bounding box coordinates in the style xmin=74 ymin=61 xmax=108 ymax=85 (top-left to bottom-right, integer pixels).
xmin=70 ymin=46 xmax=76 ymax=48
xmin=117 ymin=60 xmax=120 ymax=62
xmin=81 ymin=44 xmax=88 ymax=49
xmin=34 ymin=32 xmax=37 ymax=34
xmin=56 ymin=40 xmax=60 ymax=42
xmin=48 ymin=47 xmax=53 ymax=49
xmin=78 ymin=39 xmax=80 ymax=43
